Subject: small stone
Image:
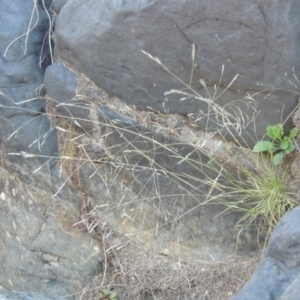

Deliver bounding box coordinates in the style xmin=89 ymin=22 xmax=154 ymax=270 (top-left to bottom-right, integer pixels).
xmin=0 ymin=192 xmax=6 ymax=201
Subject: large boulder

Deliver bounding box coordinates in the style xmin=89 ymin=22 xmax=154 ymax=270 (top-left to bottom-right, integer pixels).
xmin=232 ymin=207 xmax=300 ymax=300
xmin=54 ymin=0 xmax=300 ymax=146
xmin=0 ymin=1 xmax=103 ymax=298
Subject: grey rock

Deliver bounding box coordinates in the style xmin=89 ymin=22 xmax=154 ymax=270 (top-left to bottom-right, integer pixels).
xmin=0 ymin=0 xmax=57 ymax=194
xmin=45 ymin=66 xmax=262 ymax=261
xmin=232 ymin=207 xmax=300 ymax=300
xmin=54 ymin=0 xmax=300 ymax=147
xmin=44 ymin=61 xmax=93 ymax=132
xmin=0 ymin=0 xmax=49 ymax=62
xmin=0 ymin=291 xmax=62 ymax=300
xmin=0 ymin=0 xmax=56 ymax=168
xmin=279 ymin=274 xmax=300 ymax=300
xmin=79 ymin=125 xmax=257 ymax=261
xmin=0 ymin=166 xmax=103 ymax=298
xmin=45 ymin=61 xmax=77 ymax=102
xmin=0 ymin=1 xmax=104 ymax=298
xmin=52 ymin=0 xmax=68 ymax=14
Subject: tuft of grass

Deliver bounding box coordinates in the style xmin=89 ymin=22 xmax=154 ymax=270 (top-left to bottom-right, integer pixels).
xmin=212 ymin=151 xmax=297 ymax=248
xmin=142 ymin=45 xmax=299 ymax=249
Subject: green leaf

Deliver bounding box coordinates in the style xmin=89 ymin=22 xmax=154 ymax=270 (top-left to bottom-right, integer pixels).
xmin=253 ymin=141 xmax=273 ymax=153
xmin=280 ymin=141 xmax=289 ymax=150
xmin=289 ymin=127 xmax=298 ymax=139
xmin=285 ymin=143 xmax=295 ymax=154
xmin=273 ymin=152 xmax=284 ymax=165
xmin=101 ymin=289 xmax=110 ymax=296
xmin=266 ymin=124 xmax=283 ymax=140
xmin=282 ymin=136 xmax=289 ymax=143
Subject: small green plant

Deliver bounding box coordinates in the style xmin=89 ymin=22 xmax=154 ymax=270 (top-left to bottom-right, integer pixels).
xmin=214 ymin=151 xmax=297 ymax=250
xmin=253 ymin=124 xmax=298 ymax=165
xmin=99 ymin=289 xmax=117 ymax=300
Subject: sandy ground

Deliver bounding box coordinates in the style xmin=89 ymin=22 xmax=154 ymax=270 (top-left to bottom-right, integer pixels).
xmin=76 ymin=221 xmax=261 ymax=300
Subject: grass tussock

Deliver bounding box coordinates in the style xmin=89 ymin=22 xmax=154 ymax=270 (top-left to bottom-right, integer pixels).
xmin=212 ymin=151 xmax=297 ymax=250
xmin=141 ymin=44 xmax=299 ymax=249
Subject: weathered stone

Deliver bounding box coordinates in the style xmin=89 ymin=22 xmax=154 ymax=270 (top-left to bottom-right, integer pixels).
xmin=44 ymin=67 xmax=261 ymax=261
xmin=45 ymin=61 xmax=78 ymax=102
xmin=79 ymin=134 xmax=257 ymax=261
xmin=54 ymin=0 xmax=300 ymax=146
xmin=0 ymin=0 xmax=49 ymax=62
xmin=232 ymin=207 xmax=300 ymax=300
xmin=52 ymin=0 xmax=68 ymax=14
xmin=0 ymin=167 xmax=103 ymax=298
xmin=279 ymin=274 xmax=300 ymax=300
xmin=0 ymin=2 xmax=104 ymax=298
xmin=44 ymin=61 xmax=93 ymax=132
xmin=0 ymin=0 xmax=55 ymax=168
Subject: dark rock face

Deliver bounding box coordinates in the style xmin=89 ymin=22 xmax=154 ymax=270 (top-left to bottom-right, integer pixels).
xmin=0 ymin=1 xmax=103 ymax=298
xmin=44 ymin=61 xmax=93 ymax=132
xmin=44 ymin=60 xmax=263 ymax=261
xmin=0 ymin=0 xmax=55 ymax=162
xmin=45 ymin=60 xmax=78 ymax=101
xmin=52 ymin=0 xmax=68 ymax=14
xmin=232 ymin=207 xmax=300 ymax=300
xmin=279 ymin=274 xmax=300 ymax=300
xmin=0 ymin=166 xmax=103 ymax=298
xmin=54 ymin=0 xmax=300 ymax=146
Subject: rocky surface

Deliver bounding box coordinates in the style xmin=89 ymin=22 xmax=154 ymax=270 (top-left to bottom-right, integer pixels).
xmin=0 ymin=167 xmax=102 ymax=297
xmin=54 ymin=0 xmax=300 ymax=146
xmin=0 ymin=1 xmax=103 ymax=299
xmin=233 ymin=207 xmax=300 ymax=300
xmin=52 ymin=0 xmax=67 ymax=14
xmin=1 ymin=0 xmax=300 ymax=299
xmin=44 ymin=60 xmax=261 ymax=261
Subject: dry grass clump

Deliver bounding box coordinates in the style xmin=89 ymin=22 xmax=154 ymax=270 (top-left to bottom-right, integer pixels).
xmin=141 ymin=46 xmax=299 ymax=249
xmin=211 ymin=151 xmax=297 ymax=251
xmin=75 ymin=222 xmax=260 ymax=300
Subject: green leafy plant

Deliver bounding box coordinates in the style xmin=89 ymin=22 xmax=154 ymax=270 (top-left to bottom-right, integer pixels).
xmin=253 ymin=124 xmax=298 ymax=165
xmin=99 ymin=289 xmax=117 ymax=300
xmin=213 ymin=150 xmax=298 ymax=251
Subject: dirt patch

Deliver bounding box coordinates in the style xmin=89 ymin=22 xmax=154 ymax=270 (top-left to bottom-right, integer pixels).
xmin=75 ymin=222 xmax=260 ymax=300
